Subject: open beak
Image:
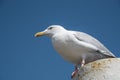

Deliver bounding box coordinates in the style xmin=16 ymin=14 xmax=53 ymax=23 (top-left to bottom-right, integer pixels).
xmin=34 ymin=31 xmax=45 ymax=37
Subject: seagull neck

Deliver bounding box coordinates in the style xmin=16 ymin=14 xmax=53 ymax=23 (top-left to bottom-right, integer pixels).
xmin=51 ymin=30 xmax=67 ymax=38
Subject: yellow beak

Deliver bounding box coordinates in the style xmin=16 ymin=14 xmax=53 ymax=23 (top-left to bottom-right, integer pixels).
xmin=34 ymin=32 xmax=45 ymax=37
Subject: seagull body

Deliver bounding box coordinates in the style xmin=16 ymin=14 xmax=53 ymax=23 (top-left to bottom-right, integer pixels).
xmin=35 ymin=25 xmax=115 ymax=78
xmin=52 ymin=30 xmax=115 ymax=65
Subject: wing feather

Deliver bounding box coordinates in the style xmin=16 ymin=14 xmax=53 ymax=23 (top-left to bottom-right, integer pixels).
xmin=71 ymin=31 xmax=115 ymax=57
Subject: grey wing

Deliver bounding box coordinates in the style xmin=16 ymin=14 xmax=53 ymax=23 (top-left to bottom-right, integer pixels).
xmin=72 ymin=31 xmax=115 ymax=57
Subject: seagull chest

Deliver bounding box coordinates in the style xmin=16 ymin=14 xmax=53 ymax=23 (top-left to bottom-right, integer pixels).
xmin=51 ymin=34 xmax=88 ymax=64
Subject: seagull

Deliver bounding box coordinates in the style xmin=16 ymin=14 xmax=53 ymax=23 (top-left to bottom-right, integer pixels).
xmin=35 ymin=25 xmax=115 ymax=78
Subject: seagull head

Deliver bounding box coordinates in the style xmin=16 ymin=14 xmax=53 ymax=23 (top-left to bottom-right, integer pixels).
xmin=35 ymin=25 xmax=66 ymax=37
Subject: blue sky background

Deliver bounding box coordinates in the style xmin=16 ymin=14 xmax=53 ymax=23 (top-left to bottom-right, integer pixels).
xmin=0 ymin=0 xmax=120 ymax=80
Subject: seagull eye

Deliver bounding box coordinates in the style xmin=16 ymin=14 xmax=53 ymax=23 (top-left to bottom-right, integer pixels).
xmin=48 ymin=27 xmax=53 ymax=30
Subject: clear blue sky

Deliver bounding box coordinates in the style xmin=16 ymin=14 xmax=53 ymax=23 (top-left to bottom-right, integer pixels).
xmin=0 ymin=0 xmax=120 ymax=80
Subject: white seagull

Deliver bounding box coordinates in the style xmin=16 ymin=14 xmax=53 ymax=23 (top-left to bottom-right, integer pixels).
xmin=35 ymin=25 xmax=115 ymax=78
